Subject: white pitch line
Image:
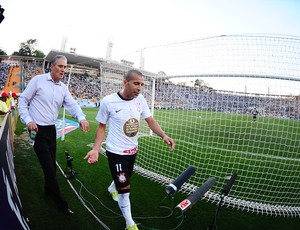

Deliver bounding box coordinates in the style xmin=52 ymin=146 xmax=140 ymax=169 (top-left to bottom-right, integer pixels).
xmin=56 ymin=162 xmax=110 ymax=230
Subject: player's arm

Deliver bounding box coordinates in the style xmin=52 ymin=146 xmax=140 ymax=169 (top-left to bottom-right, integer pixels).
xmin=84 ymin=123 xmax=106 ymax=164
xmin=145 ymin=116 xmax=175 ymax=151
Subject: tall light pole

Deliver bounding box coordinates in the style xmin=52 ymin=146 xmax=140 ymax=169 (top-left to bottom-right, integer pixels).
xmin=139 ymin=47 xmax=146 ymax=70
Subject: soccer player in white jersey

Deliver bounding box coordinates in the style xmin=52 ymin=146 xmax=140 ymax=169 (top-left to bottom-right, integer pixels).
xmin=84 ymin=70 xmax=175 ymax=230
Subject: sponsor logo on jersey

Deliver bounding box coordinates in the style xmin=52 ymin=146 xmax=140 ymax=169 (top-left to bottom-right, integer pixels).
xmin=123 ymin=118 xmax=139 ymax=137
xmin=123 ymin=146 xmax=138 ymax=154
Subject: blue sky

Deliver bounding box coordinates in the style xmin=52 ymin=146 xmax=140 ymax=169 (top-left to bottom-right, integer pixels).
xmin=1 ymin=0 xmax=300 ymax=59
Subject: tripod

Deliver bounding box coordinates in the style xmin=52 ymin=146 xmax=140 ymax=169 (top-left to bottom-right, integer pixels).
xmin=65 ymin=151 xmax=76 ymax=179
xmin=207 ymin=193 xmax=225 ymax=230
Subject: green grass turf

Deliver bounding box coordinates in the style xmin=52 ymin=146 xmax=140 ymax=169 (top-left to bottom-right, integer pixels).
xmin=13 ymin=108 xmax=300 ymax=229
xmin=137 ymin=109 xmax=300 ymax=205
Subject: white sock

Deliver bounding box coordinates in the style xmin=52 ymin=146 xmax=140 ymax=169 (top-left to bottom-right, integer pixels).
xmin=118 ymin=193 xmax=135 ymax=226
xmin=108 ymin=181 xmax=116 ymax=193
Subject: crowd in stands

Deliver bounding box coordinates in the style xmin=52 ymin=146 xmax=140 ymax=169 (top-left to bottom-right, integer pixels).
xmin=62 ymin=71 xmax=299 ymax=119
xmin=61 ymin=72 xmax=102 ymax=101
xmin=154 ymin=81 xmax=299 ymax=119
xmin=23 ymin=63 xmax=43 ymax=88
xmin=0 ymin=62 xmax=299 ymax=119
xmin=0 ymin=63 xmax=19 ymax=114
xmin=0 ymin=63 xmax=10 ymax=90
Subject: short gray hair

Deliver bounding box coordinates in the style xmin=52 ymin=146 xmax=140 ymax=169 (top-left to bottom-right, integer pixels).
xmin=50 ymin=55 xmax=67 ymax=65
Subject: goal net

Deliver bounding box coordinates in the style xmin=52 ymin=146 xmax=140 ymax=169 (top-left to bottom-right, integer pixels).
xmin=74 ymin=34 xmax=300 ymax=217
xmin=114 ymin=34 xmax=300 ymax=217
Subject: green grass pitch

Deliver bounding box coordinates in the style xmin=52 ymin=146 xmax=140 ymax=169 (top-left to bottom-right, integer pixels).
xmin=13 ymin=108 xmax=300 ymax=229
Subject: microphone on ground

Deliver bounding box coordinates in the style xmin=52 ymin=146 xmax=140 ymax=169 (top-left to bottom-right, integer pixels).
xmin=176 ymin=177 xmax=216 ymax=212
xmin=165 ymin=166 xmax=196 ymax=196
xmin=221 ymin=173 xmax=237 ymax=196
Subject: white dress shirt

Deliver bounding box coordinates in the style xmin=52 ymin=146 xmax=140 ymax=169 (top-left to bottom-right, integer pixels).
xmin=18 ymin=72 xmax=86 ymax=126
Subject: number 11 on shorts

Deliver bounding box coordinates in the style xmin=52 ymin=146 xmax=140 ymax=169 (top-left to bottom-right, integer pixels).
xmin=115 ymin=164 xmax=122 ymax=172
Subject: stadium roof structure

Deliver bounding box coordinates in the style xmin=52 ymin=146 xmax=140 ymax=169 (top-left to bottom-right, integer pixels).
xmin=168 ymin=73 xmax=300 ymax=82
xmin=44 ymin=49 xmax=159 ymax=78
xmin=44 ymin=49 xmax=106 ymax=69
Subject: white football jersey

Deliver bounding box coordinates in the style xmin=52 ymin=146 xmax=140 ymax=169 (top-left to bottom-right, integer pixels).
xmin=96 ymin=92 xmax=152 ymax=155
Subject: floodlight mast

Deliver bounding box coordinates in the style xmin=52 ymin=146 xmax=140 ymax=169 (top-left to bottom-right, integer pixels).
xmin=139 ymin=47 xmax=146 ymax=70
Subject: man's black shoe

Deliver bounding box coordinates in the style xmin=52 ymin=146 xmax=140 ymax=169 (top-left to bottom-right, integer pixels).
xmin=44 ymin=189 xmax=52 ymax=196
xmin=62 ymin=208 xmax=74 ymax=216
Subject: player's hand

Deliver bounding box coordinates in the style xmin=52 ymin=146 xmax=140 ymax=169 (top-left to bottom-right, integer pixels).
xmin=80 ymin=119 xmax=89 ymax=132
xmin=84 ymin=149 xmax=99 ymax=164
xmin=162 ymin=136 xmax=175 ymax=151
xmin=27 ymin=121 xmax=38 ymax=132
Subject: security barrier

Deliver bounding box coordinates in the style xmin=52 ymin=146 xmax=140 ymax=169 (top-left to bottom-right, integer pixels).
xmin=0 ymin=111 xmax=29 ymax=230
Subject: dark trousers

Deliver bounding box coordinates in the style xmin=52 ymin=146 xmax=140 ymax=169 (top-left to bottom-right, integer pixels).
xmin=33 ymin=125 xmax=68 ymax=209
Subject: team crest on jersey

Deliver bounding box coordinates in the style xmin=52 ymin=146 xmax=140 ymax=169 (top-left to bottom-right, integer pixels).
xmin=118 ymin=173 xmax=127 ymax=183
xmin=123 ymin=118 xmax=139 ymax=137
xmin=134 ymin=101 xmax=141 ymax=112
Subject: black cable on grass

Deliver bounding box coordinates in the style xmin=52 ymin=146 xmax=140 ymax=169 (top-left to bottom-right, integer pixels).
xmin=75 ymin=177 xmax=122 ymax=218
xmin=56 ymin=161 xmax=111 ymax=230
xmin=57 ymin=152 xmax=187 ymax=230
xmin=138 ymin=211 xmax=185 ymax=230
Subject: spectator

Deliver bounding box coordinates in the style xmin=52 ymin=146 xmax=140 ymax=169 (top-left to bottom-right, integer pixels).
xmin=10 ymin=92 xmax=19 ymax=109
xmin=0 ymin=92 xmax=9 ymax=115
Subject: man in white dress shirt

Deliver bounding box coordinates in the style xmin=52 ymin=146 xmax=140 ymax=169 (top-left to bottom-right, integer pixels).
xmin=18 ymin=55 xmax=89 ymax=215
